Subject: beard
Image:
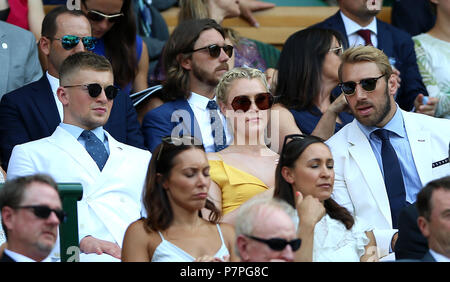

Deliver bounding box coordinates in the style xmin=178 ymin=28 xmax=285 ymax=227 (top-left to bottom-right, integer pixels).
xmin=351 ymin=85 xmax=392 ymax=127
xmin=191 ymin=61 xmax=229 ymax=87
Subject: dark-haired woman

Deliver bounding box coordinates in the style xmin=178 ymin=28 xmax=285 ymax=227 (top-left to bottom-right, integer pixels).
xmin=81 ymin=0 xmax=149 ymax=96
xmin=274 ymin=134 xmax=378 ymax=262
xmin=121 ymin=136 xmax=237 ymax=262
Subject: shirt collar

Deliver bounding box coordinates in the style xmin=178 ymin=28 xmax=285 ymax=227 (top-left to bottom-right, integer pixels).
xmin=187 ymin=92 xmax=217 ymax=111
xmin=46 ymin=71 xmax=60 ymax=94
xmin=357 ymin=104 xmax=406 ymax=140
xmin=59 ymin=123 xmax=106 ymax=143
xmin=4 ymin=249 xmax=53 ymax=262
xmin=340 ymin=10 xmax=378 ymax=37
xmin=429 ymin=249 xmax=450 ymax=262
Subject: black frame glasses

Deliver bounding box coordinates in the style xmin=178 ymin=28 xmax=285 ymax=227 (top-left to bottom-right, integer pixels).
xmin=246 ymin=235 xmax=301 ymax=251
xmin=62 ymin=83 xmax=120 ymax=100
xmin=339 ymin=74 xmax=386 ymax=96
xmin=15 ymin=205 xmax=67 ymax=223
xmin=231 ymin=92 xmax=274 ymax=112
xmin=189 ymin=44 xmax=234 ymax=58
xmin=52 ymin=35 xmax=97 ymax=51
xmin=86 ymin=9 xmax=124 ymax=23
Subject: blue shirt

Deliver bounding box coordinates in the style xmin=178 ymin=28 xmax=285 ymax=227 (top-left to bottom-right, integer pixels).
xmin=59 ymin=123 xmax=110 ymax=155
xmin=356 ymin=105 xmax=422 ymax=203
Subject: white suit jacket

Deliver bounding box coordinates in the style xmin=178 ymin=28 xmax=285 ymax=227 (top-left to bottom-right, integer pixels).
xmin=7 ymin=126 xmax=151 ymax=261
xmin=326 ymin=110 xmax=450 ymax=258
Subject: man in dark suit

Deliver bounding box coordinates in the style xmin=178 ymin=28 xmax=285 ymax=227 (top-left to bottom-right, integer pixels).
xmin=312 ymin=0 xmax=432 ymax=114
xmin=0 ymin=174 xmax=63 ymax=262
xmin=0 ymin=6 xmax=145 ymax=170
xmin=142 ymin=19 xmax=232 ymax=152
xmin=416 ymin=176 xmax=450 ymax=262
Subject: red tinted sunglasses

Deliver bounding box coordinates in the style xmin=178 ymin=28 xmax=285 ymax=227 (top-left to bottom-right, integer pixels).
xmin=231 ymin=92 xmax=274 ymax=112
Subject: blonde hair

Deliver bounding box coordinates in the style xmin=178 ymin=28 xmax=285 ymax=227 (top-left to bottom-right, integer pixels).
xmin=338 ymin=45 xmax=393 ymax=82
xmin=215 ymin=67 xmax=270 ymax=103
xmin=178 ymin=0 xmax=209 ymax=23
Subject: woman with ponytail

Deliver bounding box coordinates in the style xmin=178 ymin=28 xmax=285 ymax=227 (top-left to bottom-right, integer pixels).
xmin=274 ymin=134 xmax=378 ymax=262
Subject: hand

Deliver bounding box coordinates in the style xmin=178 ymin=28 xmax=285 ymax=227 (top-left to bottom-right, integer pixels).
xmin=295 ymin=192 xmax=325 ymax=228
xmin=391 ymin=232 xmax=399 ymax=251
xmin=238 ymin=0 xmax=276 ymax=27
xmin=80 ymin=236 xmax=122 ymax=259
xmin=414 ymin=93 xmax=439 ymax=117
xmin=328 ymin=93 xmax=350 ymax=115
xmin=391 ymin=66 xmax=401 ymax=86
xmin=264 ymin=68 xmax=277 ymax=90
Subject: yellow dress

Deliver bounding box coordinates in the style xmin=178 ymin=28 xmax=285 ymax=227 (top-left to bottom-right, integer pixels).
xmin=209 ymin=159 xmax=269 ymax=215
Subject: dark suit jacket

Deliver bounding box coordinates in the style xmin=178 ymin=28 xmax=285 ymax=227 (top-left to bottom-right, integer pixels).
xmin=141 ymin=99 xmax=202 ymax=152
xmin=421 ymin=251 xmax=437 ymax=262
xmin=0 ymin=75 xmax=146 ymax=170
xmin=395 ymin=203 xmax=429 ymax=260
xmin=312 ymin=11 xmax=428 ymax=112
xmin=0 ymin=252 xmax=15 ymax=262
xmin=391 ymin=0 xmax=436 ymax=36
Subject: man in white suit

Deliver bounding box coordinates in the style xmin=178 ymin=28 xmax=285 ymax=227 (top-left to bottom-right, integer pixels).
xmin=6 ymin=52 xmax=152 ymax=262
xmin=326 ymin=45 xmax=450 ymax=259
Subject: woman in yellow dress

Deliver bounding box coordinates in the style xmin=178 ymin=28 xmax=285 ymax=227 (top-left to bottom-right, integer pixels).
xmin=207 ymin=67 xmax=278 ymax=225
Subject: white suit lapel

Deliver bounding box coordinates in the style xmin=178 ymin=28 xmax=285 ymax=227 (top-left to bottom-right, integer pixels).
xmin=347 ymin=121 xmax=392 ymax=226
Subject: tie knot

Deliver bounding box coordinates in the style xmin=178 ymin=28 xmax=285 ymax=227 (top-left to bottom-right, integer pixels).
xmin=206 ymin=100 xmax=218 ymax=110
xmin=356 ymin=29 xmax=373 ymax=46
xmin=373 ymin=128 xmax=390 ymax=141
xmin=80 ymin=130 xmax=95 ymax=140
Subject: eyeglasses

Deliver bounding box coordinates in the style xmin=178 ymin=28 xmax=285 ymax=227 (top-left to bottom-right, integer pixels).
xmin=156 ymin=136 xmax=201 ymax=161
xmin=190 ymin=44 xmax=234 ymax=58
xmin=62 ymin=83 xmax=120 ymax=100
xmin=15 ymin=205 xmax=67 ymax=223
xmin=52 ymin=35 xmax=97 ymax=51
xmin=339 ymin=74 xmax=385 ymax=96
xmin=246 ymin=235 xmax=301 ymax=251
xmin=86 ymin=10 xmax=124 ymax=23
xmin=231 ymin=92 xmax=274 ymax=112
xmin=329 ymin=46 xmax=343 ymax=56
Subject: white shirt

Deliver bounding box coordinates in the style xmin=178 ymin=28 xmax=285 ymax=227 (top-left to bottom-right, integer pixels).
xmin=46 ymin=71 xmax=64 ymax=121
xmin=340 ymin=11 xmax=378 ymax=48
xmin=3 ymin=249 xmax=53 ymax=262
xmin=187 ymin=92 xmax=232 ymax=152
xmin=429 ymin=249 xmax=450 ymax=262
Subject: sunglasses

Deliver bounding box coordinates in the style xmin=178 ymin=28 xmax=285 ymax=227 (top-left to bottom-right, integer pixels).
xmin=62 ymin=83 xmax=120 ymax=100
xmin=329 ymin=46 xmax=343 ymax=56
xmin=339 ymin=74 xmax=385 ymax=96
xmin=231 ymin=92 xmax=274 ymax=112
xmin=52 ymin=35 xmax=97 ymax=51
xmin=15 ymin=205 xmax=67 ymax=223
xmin=190 ymin=44 xmax=234 ymax=58
xmin=157 ymin=136 xmax=201 ymax=161
xmin=86 ymin=10 xmax=124 ymax=23
xmin=246 ymin=235 xmax=301 ymax=251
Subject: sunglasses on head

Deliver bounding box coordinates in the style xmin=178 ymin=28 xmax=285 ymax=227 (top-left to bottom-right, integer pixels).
xmin=339 ymin=74 xmax=385 ymax=96
xmin=157 ymin=136 xmax=201 ymax=161
xmin=62 ymin=83 xmax=120 ymax=100
xmin=52 ymin=35 xmax=97 ymax=51
xmin=246 ymin=235 xmax=301 ymax=251
xmin=86 ymin=10 xmax=124 ymax=23
xmin=329 ymin=46 xmax=343 ymax=56
xmin=190 ymin=44 xmax=234 ymax=58
xmin=231 ymin=92 xmax=274 ymax=112
xmin=15 ymin=205 xmax=67 ymax=223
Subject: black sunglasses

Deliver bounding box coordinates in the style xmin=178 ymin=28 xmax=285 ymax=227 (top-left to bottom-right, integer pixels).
xmin=190 ymin=44 xmax=234 ymax=58
xmin=52 ymin=35 xmax=97 ymax=51
xmin=339 ymin=74 xmax=385 ymax=96
xmin=231 ymin=92 xmax=274 ymax=112
xmin=15 ymin=205 xmax=67 ymax=223
xmin=86 ymin=10 xmax=124 ymax=23
xmin=246 ymin=235 xmax=301 ymax=251
xmin=62 ymin=83 xmax=120 ymax=100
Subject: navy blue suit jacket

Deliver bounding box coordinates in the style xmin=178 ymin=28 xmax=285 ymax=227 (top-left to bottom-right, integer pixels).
xmin=312 ymin=11 xmax=427 ymax=111
xmin=142 ymin=99 xmax=202 ymax=152
xmin=0 ymin=75 xmax=145 ymax=170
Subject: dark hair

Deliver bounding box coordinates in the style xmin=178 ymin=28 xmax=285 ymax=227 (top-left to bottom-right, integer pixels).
xmin=0 ymin=174 xmax=59 ymax=239
xmin=416 ymin=176 xmax=450 ymax=221
xmin=142 ymin=136 xmax=221 ymax=232
xmin=275 ymin=28 xmax=344 ymax=113
xmin=41 ymin=5 xmax=86 ymax=39
xmin=59 ymin=51 xmax=112 ymax=82
xmin=81 ymin=0 xmax=137 ymax=88
xmin=161 ymin=18 xmax=224 ymax=101
xmin=273 ymin=135 xmax=354 ymax=230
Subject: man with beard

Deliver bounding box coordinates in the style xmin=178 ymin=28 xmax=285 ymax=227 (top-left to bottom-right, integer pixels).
xmin=326 ymin=45 xmax=450 ymax=260
xmin=0 ymin=174 xmax=63 ymax=262
xmin=312 ymin=0 xmax=434 ymax=115
xmin=142 ymin=19 xmax=232 ymax=152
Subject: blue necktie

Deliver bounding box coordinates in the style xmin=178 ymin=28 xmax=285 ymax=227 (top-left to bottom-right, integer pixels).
xmin=373 ymin=129 xmax=406 ymax=228
xmin=81 ymin=130 xmax=109 ymax=171
xmin=206 ymin=100 xmax=227 ymax=152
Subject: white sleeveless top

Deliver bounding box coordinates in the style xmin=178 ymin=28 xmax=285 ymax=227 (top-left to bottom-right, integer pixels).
xmin=151 ymin=224 xmax=230 ymax=262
